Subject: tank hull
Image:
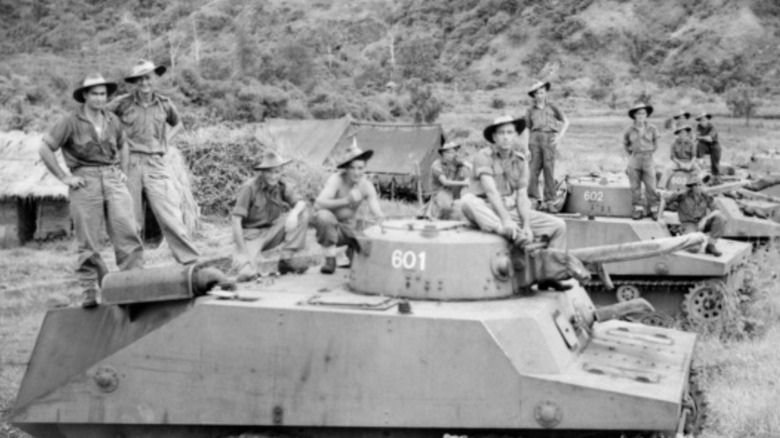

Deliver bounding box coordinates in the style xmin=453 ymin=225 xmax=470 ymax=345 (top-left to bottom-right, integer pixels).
xmin=12 ymin=273 xmax=695 ymax=437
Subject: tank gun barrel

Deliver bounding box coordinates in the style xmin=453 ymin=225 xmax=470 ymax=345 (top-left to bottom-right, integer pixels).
xmin=568 ymin=232 xmax=707 ymax=265
xmin=703 ymin=180 xmax=751 ymax=196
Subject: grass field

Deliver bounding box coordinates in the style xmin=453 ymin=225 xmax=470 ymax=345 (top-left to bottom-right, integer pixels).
xmin=1 ymin=116 xmax=779 ymax=437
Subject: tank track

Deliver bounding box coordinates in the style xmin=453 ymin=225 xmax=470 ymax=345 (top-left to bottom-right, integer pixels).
xmin=583 ymin=277 xmax=699 ymax=292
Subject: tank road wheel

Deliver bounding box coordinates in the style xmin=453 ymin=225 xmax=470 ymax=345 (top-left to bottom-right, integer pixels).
xmin=637 ymin=311 xmax=675 ymax=328
xmin=615 ymin=284 xmax=641 ymax=302
xmin=683 ymin=280 xmax=726 ymax=323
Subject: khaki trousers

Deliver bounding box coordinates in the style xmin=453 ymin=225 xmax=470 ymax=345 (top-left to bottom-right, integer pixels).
xmin=459 ymin=193 xmax=566 ymax=250
xmin=127 ymin=153 xmax=199 ymax=264
xmin=70 ymin=166 xmax=144 ymax=290
xmin=232 ymin=209 xmax=310 ymax=278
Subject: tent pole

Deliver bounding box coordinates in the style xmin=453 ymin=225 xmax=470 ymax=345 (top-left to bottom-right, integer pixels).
xmin=415 ymin=163 xmax=423 ymax=208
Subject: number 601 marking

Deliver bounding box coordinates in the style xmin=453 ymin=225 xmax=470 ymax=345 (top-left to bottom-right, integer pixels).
xmin=391 ymin=250 xmax=426 ymax=270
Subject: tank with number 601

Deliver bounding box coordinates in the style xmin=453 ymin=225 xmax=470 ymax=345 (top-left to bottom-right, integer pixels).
xmin=11 ymin=219 xmax=706 ymax=438
xmin=561 ymin=174 xmax=752 ymax=327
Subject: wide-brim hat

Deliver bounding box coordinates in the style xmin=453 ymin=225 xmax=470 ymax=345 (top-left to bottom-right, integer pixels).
xmin=483 ymin=115 xmax=527 ymax=143
xmin=253 ymin=150 xmax=292 ymax=170
xmin=628 ymin=102 xmax=654 ymax=119
xmin=674 ymin=124 xmax=692 ymax=134
xmin=686 ymin=173 xmax=711 ymax=186
xmin=73 ymin=73 xmax=118 ymax=103
xmin=673 ymin=109 xmax=690 ymax=119
xmin=527 ymin=81 xmax=551 ymax=97
xmin=695 ymin=111 xmax=712 ymax=120
xmin=439 ymin=141 xmax=460 ymax=152
xmin=124 ymin=60 xmax=167 ymax=83
xmin=337 ymin=139 xmax=374 ymax=169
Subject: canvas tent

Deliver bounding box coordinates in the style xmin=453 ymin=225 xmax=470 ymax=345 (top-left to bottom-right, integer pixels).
xmin=256 ymin=118 xmax=444 ymax=193
xmin=0 ymin=131 xmax=70 ymax=247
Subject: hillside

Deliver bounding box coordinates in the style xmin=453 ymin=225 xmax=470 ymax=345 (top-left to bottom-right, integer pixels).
xmin=1 ymin=0 xmax=779 ymax=132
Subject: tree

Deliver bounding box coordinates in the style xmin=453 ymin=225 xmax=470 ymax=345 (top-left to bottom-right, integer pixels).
xmin=726 ymin=87 xmax=762 ymax=126
xmin=406 ymin=78 xmax=442 ymax=123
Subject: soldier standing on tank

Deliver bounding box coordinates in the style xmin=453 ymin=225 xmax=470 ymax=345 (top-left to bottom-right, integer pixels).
xmin=422 ymin=141 xmax=470 ymax=220
xmin=312 ymin=140 xmax=385 ymax=274
xmin=525 ymin=81 xmax=569 ymax=213
xmin=662 ymin=173 xmax=725 ymax=257
xmin=459 ymin=115 xmax=568 ymax=291
xmin=695 ymin=111 xmax=721 ymax=185
xmin=659 ymin=124 xmax=701 ymax=190
xmin=39 ymin=73 xmax=144 ymax=308
xmin=624 ymin=103 xmax=661 ymax=220
xmin=109 ymin=60 xmax=200 ymax=265
xmin=232 ymin=150 xmax=310 ymax=281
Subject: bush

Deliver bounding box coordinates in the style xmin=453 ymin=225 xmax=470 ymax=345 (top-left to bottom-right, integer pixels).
xmin=491 ymin=97 xmax=506 ymax=109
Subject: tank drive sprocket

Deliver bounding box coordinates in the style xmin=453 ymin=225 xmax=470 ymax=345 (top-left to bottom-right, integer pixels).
xmin=683 ymin=280 xmax=727 ymax=324
xmin=615 ymin=284 xmax=641 ymax=302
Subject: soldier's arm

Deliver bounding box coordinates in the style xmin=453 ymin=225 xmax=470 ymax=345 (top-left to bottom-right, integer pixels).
xmin=481 ymin=174 xmax=516 ymax=230
xmin=314 ymin=174 xmax=352 ymax=210
xmin=231 ymin=215 xmax=248 ymax=255
xmin=554 ymin=105 xmax=569 ymax=144
xmin=39 ymin=119 xmax=84 ymax=189
xmin=363 ymin=179 xmax=385 ymax=221
xmin=514 ymin=161 xmax=533 ymax=236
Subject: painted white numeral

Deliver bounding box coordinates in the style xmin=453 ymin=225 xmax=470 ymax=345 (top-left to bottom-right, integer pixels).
xmin=584 ymin=191 xmax=604 ymax=202
xmin=391 ymin=250 xmax=426 ymax=270
xmin=672 ymin=176 xmax=687 ymax=185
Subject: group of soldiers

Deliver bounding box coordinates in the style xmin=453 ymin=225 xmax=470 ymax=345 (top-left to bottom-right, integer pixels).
xmin=40 ymin=72 xmax=725 ymax=308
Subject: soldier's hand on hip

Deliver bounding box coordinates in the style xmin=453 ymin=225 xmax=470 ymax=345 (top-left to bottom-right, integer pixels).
xmin=63 ymin=175 xmax=86 ymax=190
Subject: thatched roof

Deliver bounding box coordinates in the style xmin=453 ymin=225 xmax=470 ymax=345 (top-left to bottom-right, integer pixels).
xmin=0 ymin=131 xmax=68 ymax=201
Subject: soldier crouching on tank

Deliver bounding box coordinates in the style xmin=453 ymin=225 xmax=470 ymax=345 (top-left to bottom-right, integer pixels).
xmin=232 ymin=150 xmax=310 ymax=281
xmin=421 ymin=141 xmax=469 ymax=220
xmin=624 ymin=102 xmax=661 ymax=220
xmin=662 ymin=173 xmax=725 ymax=257
xmin=312 ymin=141 xmax=385 ymax=274
xmin=39 ymin=73 xmax=144 ymax=308
xmin=459 ymin=115 xmax=569 ymax=291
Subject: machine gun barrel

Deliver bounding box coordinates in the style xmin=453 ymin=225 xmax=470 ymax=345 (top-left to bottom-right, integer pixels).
xmin=567 ymin=232 xmax=707 ymax=265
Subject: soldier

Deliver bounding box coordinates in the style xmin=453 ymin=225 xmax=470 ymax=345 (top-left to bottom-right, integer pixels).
xmin=663 ymin=173 xmax=725 ymax=257
xmin=624 ymin=102 xmax=661 ymax=220
xmin=525 ymin=81 xmax=569 ymax=213
xmin=313 ymin=141 xmax=385 ymax=274
xmin=421 ymin=141 xmax=469 ymax=220
xmin=38 ymin=73 xmax=144 ymax=308
xmin=109 ymin=60 xmax=200 ymax=265
xmin=695 ymin=111 xmax=721 ymax=185
xmin=232 ymin=150 xmax=310 ymax=281
xmin=659 ymin=124 xmax=700 ymax=191
xmin=459 ymin=115 xmax=568 ymax=291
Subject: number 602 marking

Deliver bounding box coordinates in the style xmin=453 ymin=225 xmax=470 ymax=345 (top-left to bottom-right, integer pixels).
xmin=391 ymin=250 xmax=426 ymax=270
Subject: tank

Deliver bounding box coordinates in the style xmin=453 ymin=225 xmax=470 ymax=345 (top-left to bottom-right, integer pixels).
xmin=562 ymin=174 xmax=752 ymax=326
xmin=11 ymin=219 xmax=704 ymax=438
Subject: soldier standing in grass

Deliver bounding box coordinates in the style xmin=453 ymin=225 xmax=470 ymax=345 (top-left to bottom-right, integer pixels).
xmin=109 ymin=60 xmax=200 ymax=265
xmin=459 ymin=115 xmax=568 ymax=291
xmin=695 ymin=111 xmax=721 ymax=185
xmin=232 ymin=150 xmax=310 ymax=281
xmin=312 ymin=141 xmax=385 ymax=274
xmin=662 ymin=173 xmax=724 ymax=257
xmin=525 ymin=81 xmax=569 ymax=213
xmin=422 ymin=141 xmax=470 ymax=220
xmin=39 ymin=73 xmax=144 ymax=308
xmin=624 ymin=103 xmax=661 ymax=220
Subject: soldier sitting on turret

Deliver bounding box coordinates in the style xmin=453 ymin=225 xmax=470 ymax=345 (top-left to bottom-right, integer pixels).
xmin=459 ymin=115 xmax=569 ymax=291
xmin=663 ymin=173 xmax=725 ymax=257
xmin=421 ymin=141 xmax=470 ymax=220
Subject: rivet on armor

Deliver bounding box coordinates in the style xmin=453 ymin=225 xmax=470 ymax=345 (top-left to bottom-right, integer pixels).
xmin=273 ymin=406 xmax=284 ymax=425
xmin=654 ymin=262 xmax=669 ymax=275
xmin=93 ymin=365 xmax=119 ymax=393
xmin=534 ymin=400 xmax=563 ymax=428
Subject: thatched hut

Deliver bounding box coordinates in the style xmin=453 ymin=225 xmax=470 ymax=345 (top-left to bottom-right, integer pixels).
xmin=0 ymin=131 xmax=70 ymax=247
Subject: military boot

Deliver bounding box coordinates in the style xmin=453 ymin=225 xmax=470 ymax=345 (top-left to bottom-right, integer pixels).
xmin=278 ymin=258 xmax=308 ymax=275
xmin=649 ymin=206 xmax=660 ymax=221
xmin=705 ymin=242 xmax=722 ymax=257
xmin=536 ymin=280 xmax=573 ymax=292
xmin=320 ymin=257 xmax=337 ymax=274
xmin=81 ymin=288 xmax=98 ymax=309
xmin=632 ymin=206 xmax=645 ymax=221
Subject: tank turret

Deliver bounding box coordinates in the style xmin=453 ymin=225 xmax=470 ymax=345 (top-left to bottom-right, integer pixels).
xmin=11 ymin=219 xmax=704 ymax=438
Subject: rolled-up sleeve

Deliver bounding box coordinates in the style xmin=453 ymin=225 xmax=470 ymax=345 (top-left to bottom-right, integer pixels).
xmin=473 ymin=152 xmax=494 ymax=178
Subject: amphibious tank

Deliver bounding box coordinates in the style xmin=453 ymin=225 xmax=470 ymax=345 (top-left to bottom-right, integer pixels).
xmin=11 ymin=219 xmax=704 ymax=438
xmin=562 ymin=174 xmax=752 ymax=326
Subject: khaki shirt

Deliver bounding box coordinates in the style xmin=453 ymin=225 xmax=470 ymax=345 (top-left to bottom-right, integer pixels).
xmin=667 ymin=190 xmax=714 ymax=223
xmin=526 ymin=102 xmax=564 ymax=132
xmin=670 ymin=137 xmax=696 ymax=162
xmin=430 ymin=158 xmax=469 ymax=197
xmin=232 ymin=177 xmax=300 ymax=229
xmin=623 ymin=123 xmax=659 ymax=154
xmin=109 ymin=92 xmax=180 ymax=155
xmin=43 ymin=106 xmax=125 ymax=170
xmin=696 ymin=124 xmax=719 ymax=147
xmin=470 ymin=147 xmax=526 ymax=197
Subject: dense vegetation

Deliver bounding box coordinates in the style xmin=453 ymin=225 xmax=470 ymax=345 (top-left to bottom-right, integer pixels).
xmin=1 ymin=0 xmax=779 ymax=132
